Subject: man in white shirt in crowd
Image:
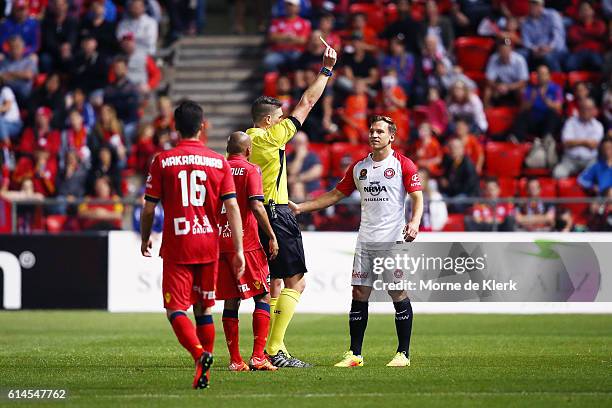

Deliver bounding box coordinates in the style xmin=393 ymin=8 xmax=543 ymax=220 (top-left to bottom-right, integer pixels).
xmin=484 ymin=38 xmax=529 ymax=107
xmin=0 ymin=77 xmax=22 ymax=143
xmin=116 ymin=0 xmax=158 ymax=55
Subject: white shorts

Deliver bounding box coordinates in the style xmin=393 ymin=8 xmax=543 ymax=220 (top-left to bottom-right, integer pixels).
xmin=351 ymin=243 xmax=405 ymax=288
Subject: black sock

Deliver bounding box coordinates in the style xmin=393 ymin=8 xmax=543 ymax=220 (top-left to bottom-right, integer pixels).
xmin=393 ymin=298 xmax=413 ymax=356
xmin=349 ymin=300 xmax=368 ymax=356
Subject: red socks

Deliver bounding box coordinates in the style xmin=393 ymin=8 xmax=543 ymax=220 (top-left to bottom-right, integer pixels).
xmin=222 ymin=309 xmax=242 ymax=363
xmin=169 ymin=311 xmax=203 ymax=361
xmin=195 ymin=315 xmax=215 ymax=354
xmin=252 ymin=302 xmax=271 ymax=359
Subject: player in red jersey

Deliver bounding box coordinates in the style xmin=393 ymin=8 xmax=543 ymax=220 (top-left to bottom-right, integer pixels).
xmin=140 ymin=101 xmax=245 ymax=389
xmin=217 ymin=131 xmax=280 ymax=372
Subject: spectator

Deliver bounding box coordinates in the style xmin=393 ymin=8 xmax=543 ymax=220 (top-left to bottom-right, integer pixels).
xmin=412 ymin=121 xmax=442 ymax=176
xmin=519 ymin=0 xmax=566 ymax=72
xmin=103 ymin=56 xmax=140 ymax=143
xmin=604 ymin=83 xmax=612 ymax=130
xmin=0 ymin=35 xmax=38 ymax=102
xmin=419 ymin=34 xmax=451 ymax=81
xmin=62 ymin=109 xmax=92 ymax=167
xmin=152 ymin=95 xmax=176 ymax=140
xmin=420 ymin=86 xmax=448 ymax=136
xmin=132 ymin=188 xmax=163 ymax=233
xmin=0 ymin=77 xmax=22 ymax=143
xmin=296 ymin=69 xmax=333 ymax=143
xmin=80 ymin=0 xmax=118 ymax=57
xmin=465 ymin=176 xmax=515 ymax=231
xmin=484 ymin=38 xmax=529 ymax=108
xmin=337 ymin=32 xmax=379 ymax=92
xmin=294 ymin=31 xmax=325 ymax=81
xmin=439 ymin=138 xmax=479 ymax=208
xmin=90 ymin=104 xmax=127 ymax=165
xmin=130 ymin=123 xmax=156 ymax=174
xmin=379 ymin=69 xmax=409 ymax=144
xmin=12 ymin=149 xmax=57 ymax=196
xmin=553 ymin=98 xmax=604 ymax=179
xmin=276 ymin=74 xmax=294 ymax=113
xmin=116 ymin=0 xmax=158 ymax=55
xmin=586 ymin=187 xmax=612 ymax=231
xmin=566 ymin=81 xmax=593 ymax=118
xmin=380 ymin=34 xmax=416 ymax=94
xmin=263 ymin=0 xmax=311 ymax=72
xmin=71 ymin=35 xmax=109 ymax=95
xmin=452 ymin=0 xmax=491 ymax=32
xmin=578 ymin=138 xmax=612 ymax=195
xmin=341 ymin=12 xmax=377 ymax=52
xmin=119 ymin=32 xmax=161 ymax=98
xmin=65 ymin=88 xmax=96 ymax=131
xmin=318 ymin=13 xmax=341 ymax=51
xmin=29 ymin=72 xmax=65 ymax=128
xmin=86 ymin=145 xmax=121 ymax=196
xmin=0 ymin=177 xmax=44 ymax=202
xmin=411 ymin=168 xmax=448 ymax=231
xmin=513 ymin=65 xmax=563 ymax=141
xmin=287 ymin=131 xmax=323 ymax=202
xmin=515 ymin=177 xmax=556 ymax=231
xmin=339 ymin=79 xmax=369 ymax=144
xmin=40 ymin=0 xmax=79 ymax=73
xmin=57 ymin=149 xmax=87 ymax=201
xmin=555 ymin=207 xmax=576 ymax=232
xmin=0 ymin=0 xmax=40 ymax=55
xmin=566 ymin=1 xmax=606 ymax=72
xmin=446 ymin=80 xmax=488 ymax=134
xmin=78 ymin=175 xmax=123 ymax=230
xmin=427 ymin=62 xmax=476 ymax=99
xmin=455 ymin=118 xmax=484 ymax=175
xmin=422 ymin=0 xmax=455 ymax=55
xmin=17 ymin=107 xmax=61 ymax=163
xmin=380 ymin=0 xmax=422 ymax=55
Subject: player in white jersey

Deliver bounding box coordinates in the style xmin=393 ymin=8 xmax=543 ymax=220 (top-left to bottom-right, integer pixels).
xmin=291 ymin=115 xmax=423 ymax=367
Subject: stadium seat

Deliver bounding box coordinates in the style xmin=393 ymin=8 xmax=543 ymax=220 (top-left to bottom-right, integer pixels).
xmin=308 ymin=143 xmax=332 ymax=178
xmin=263 ymin=72 xmax=278 ymax=97
xmin=329 ymin=143 xmax=370 ymax=178
xmin=46 ymin=215 xmax=67 ymax=233
xmin=442 ymin=214 xmax=465 ymax=231
xmin=484 ymin=142 xmax=528 ymax=178
xmin=454 ymin=37 xmax=495 ymax=72
xmin=557 ymin=177 xmax=589 ymax=220
xmin=497 ymin=177 xmax=518 ymax=197
xmin=485 ymin=107 xmax=518 ymax=136
xmin=465 ymin=71 xmax=487 ymax=92
xmin=567 ymin=71 xmax=602 ymax=88
xmin=529 ymin=71 xmax=566 ymax=88
xmin=522 ymin=167 xmax=552 ymax=177
xmin=518 ymin=177 xmax=557 ymax=198
xmin=349 ymin=3 xmax=386 ymax=31
xmin=385 ymin=2 xmax=398 ymax=23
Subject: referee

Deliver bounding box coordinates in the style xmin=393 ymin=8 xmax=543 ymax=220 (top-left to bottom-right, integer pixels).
xmin=246 ymin=43 xmax=337 ymax=368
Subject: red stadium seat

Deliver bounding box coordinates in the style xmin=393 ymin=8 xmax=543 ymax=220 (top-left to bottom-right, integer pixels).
xmin=454 ymin=37 xmax=495 ymax=72
xmin=518 ymin=177 xmax=557 ymax=198
xmin=567 ymin=71 xmax=602 ymax=88
xmin=263 ymin=72 xmax=278 ymax=97
xmin=485 ymin=107 xmax=518 ymax=136
xmin=385 ymin=2 xmax=398 ymax=23
xmin=46 ymin=215 xmax=67 ymax=233
xmin=329 ymin=143 xmax=370 ymax=178
xmin=465 ymin=71 xmax=487 ymax=92
xmin=349 ymin=3 xmax=386 ymax=31
xmin=522 ymin=167 xmax=552 ymax=177
xmin=529 ymin=71 xmax=566 ymax=88
xmin=557 ymin=177 xmax=589 ymax=220
xmin=442 ymin=214 xmax=465 ymax=231
xmin=484 ymin=142 xmax=528 ymax=178
xmin=308 ymin=143 xmax=331 ymax=178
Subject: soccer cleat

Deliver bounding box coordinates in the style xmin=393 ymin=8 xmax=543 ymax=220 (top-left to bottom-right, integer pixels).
xmin=265 ymin=350 xmax=292 ymax=368
xmin=334 ymin=351 xmax=364 ymax=367
xmin=249 ymin=356 xmax=279 ymax=371
xmin=192 ymin=351 xmax=213 ymax=389
xmin=285 ymin=355 xmax=313 ymax=368
xmin=228 ymin=360 xmax=250 ymax=372
xmin=386 ymin=351 xmax=410 ymax=367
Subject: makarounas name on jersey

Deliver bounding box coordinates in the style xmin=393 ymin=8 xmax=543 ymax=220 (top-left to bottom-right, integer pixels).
xmin=161 ymin=155 xmax=223 ymax=169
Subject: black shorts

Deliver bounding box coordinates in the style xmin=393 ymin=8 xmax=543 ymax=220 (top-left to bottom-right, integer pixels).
xmin=259 ymin=204 xmax=307 ymax=279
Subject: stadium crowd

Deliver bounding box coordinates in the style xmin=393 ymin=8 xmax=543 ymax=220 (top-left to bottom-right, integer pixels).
xmin=263 ymin=0 xmax=612 ymax=232
xmin=0 ymin=0 xmax=610 ymax=233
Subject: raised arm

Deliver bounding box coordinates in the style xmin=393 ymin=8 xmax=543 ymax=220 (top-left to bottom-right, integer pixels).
xmin=291 ymin=44 xmax=337 ymax=125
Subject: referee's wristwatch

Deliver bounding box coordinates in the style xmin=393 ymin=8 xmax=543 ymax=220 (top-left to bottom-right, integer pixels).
xmin=320 ymin=67 xmax=333 ymax=77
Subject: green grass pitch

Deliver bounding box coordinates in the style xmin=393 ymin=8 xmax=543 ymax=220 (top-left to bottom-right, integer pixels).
xmin=1 ymin=312 xmax=611 ymax=407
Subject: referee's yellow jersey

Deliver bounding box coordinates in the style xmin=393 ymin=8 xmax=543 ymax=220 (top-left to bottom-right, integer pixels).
xmin=246 ymin=117 xmax=299 ymax=205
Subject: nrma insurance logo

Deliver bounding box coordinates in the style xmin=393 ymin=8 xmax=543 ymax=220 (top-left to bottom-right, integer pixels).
xmin=507 ymin=240 xmax=601 ymax=301
xmin=363 ymin=181 xmax=387 ymax=196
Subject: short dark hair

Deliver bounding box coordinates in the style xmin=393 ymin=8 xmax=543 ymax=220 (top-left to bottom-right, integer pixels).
xmin=251 ymin=96 xmax=282 ymax=123
xmin=174 ymin=100 xmax=204 ymax=138
xmin=370 ymin=115 xmax=397 ymax=136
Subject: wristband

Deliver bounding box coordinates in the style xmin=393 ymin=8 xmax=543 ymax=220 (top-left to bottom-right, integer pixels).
xmin=320 ymin=67 xmax=333 ymax=77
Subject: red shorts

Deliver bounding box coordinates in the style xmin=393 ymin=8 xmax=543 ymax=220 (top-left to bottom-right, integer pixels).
xmin=216 ymin=248 xmax=270 ymax=300
xmin=162 ymin=259 xmax=217 ymax=310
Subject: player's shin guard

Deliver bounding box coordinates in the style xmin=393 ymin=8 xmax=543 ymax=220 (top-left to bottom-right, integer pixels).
xmin=267 ymin=288 xmax=300 ymax=355
xmin=252 ymin=302 xmax=270 ymax=359
xmin=221 ymin=309 xmax=242 ymax=363
xmin=393 ymin=298 xmax=413 ymax=356
xmin=169 ymin=311 xmax=204 ymax=360
xmin=195 ymin=314 xmax=215 ymax=354
xmin=349 ymin=300 xmax=368 ymax=356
